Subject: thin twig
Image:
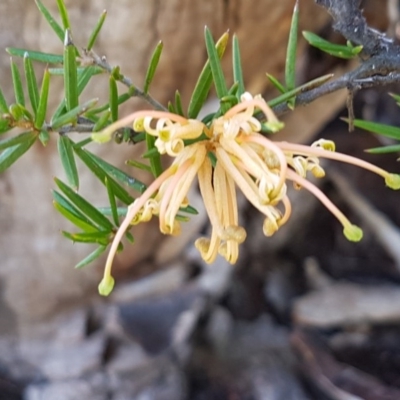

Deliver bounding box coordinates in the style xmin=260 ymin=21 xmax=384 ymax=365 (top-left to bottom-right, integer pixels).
xmin=88 ymin=50 xmax=167 ymax=111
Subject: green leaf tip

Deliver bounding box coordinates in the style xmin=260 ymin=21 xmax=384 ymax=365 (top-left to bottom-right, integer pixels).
xmin=385 ymin=173 xmax=400 ymax=190
xmin=343 ymin=224 xmax=363 ymax=242
xmin=98 ymin=275 xmax=115 ymax=296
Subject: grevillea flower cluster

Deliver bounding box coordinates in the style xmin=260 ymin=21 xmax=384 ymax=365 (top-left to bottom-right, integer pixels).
xmin=93 ymin=93 xmax=400 ymax=296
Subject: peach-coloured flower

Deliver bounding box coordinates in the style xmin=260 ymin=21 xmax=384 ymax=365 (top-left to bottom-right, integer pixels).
xmin=93 ymin=93 xmax=400 ymax=296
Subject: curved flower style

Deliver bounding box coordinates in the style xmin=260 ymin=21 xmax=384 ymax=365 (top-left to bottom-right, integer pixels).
xmin=93 ymin=93 xmax=400 ymax=296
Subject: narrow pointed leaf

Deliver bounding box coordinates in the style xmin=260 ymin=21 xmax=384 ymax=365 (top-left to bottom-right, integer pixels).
xmin=204 ymin=27 xmax=228 ymax=105
xmin=81 ymin=148 xmax=146 ymax=193
xmin=187 ymin=31 xmax=229 ymax=118
xmin=0 ymin=88 xmax=8 ymax=113
xmin=232 ymin=34 xmax=245 ymax=98
xmin=0 ymin=131 xmax=37 ymax=150
xmin=343 ymin=118 xmax=400 ymax=140
xmin=75 ymin=245 xmax=107 ymax=269
xmin=53 ymin=198 xmax=99 ymax=232
xmin=109 ymin=76 xmax=118 ymax=122
xmin=168 ymin=101 xmax=176 ymax=114
xmin=7 ymin=47 xmax=63 ymax=64
xmin=87 ymin=10 xmax=107 ymax=51
xmin=56 ymin=0 xmax=70 ymax=30
xmin=51 ymin=98 xmax=98 ymax=129
xmin=54 ymin=177 xmax=114 ymax=230
xmin=48 ymin=66 xmax=103 ymax=76
xmin=52 ymin=190 xmax=98 ymax=230
xmin=266 ymin=73 xmax=286 ymax=93
xmin=35 ymin=68 xmax=50 ymax=129
xmin=64 ymin=30 xmax=78 ymax=111
xmin=0 ymin=133 xmax=37 ymax=172
xmin=10 ymin=59 xmax=25 ymax=106
xmin=24 ymin=53 xmax=40 ymax=115
xmin=174 ymin=90 xmax=184 ymax=117
xmin=180 ymin=205 xmax=198 ymax=215
xmin=126 ymin=159 xmax=152 ymax=173
xmin=73 ymin=146 xmax=136 ymax=204
xmin=52 ymin=67 xmax=103 ymax=121
xmin=143 ymin=41 xmax=163 ymax=94
xmin=146 ymin=133 xmax=162 ymax=177
xmin=285 ymin=0 xmax=299 ymax=108
xmin=62 ymin=231 xmax=111 ymax=245
xmin=38 ymin=130 xmax=50 ymax=146
xmin=366 ymin=144 xmax=400 ymax=154
xmin=35 ymin=0 xmax=64 ymax=42
xmin=90 ymin=92 xmax=132 ymax=115
xmin=303 ymin=31 xmax=363 ymax=59
xmin=58 ymin=135 xmax=79 ymax=190
xmin=0 ymin=119 xmax=11 ymax=135
xmin=93 ymin=110 xmax=111 ymax=132
xmin=267 ymin=74 xmax=333 ymax=108
xmin=105 ymin=177 xmax=120 ymax=226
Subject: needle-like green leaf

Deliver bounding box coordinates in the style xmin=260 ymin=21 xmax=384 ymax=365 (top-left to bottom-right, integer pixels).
xmin=204 ymin=27 xmax=228 ymax=107
xmin=365 ymin=144 xmax=400 ymax=154
xmin=90 ymin=92 xmax=132 ymax=115
xmin=51 ymin=98 xmax=98 ymax=129
xmin=58 ymin=135 xmax=79 ymax=190
xmin=0 ymin=132 xmax=37 ymax=172
xmin=74 ymin=245 xmax=107 ymax=269
xmin=64 ymin=29 xmax=78 ymax=111
xmin=93 ymin=110 xmax=111 ymax=132
xmin=81 ymin=148 xmax=147 ymax=193
xmin=35 ymin=68 xmax=50 ymax=129
xmin=187 ymin=31 xmax=229 ymax=119
xmin=232 ymin=34 xmax=245 ymax=99
xmin=303 ymin=31 xmax=363 ymax=59
xmin=52 ymin=190 xmax=98 ymax=230
xmin=105 ymin=177 xmax=120 ymax=226
xmin=62 ymin=231 xmax=111 ymax=245
xmin=10 ymin=59 xmax=25 ymax=106
xmin=174 ymin=90 xmax=184 ymax=117
xmin=143 ymin=41 xmax=163 ymax=94
xmin=35 ymin=0 xmax=65 ymax=43
xmin=53 ymin=197 xmax=98 ymax=233
xmin=56 ymin=0 xmax=70 ymax=30
xmin=54 ymin=177 xmax=114 ymax=230
xmin=0 ymin=131 xmax=37 ymax=151
xmin=52 ymin=66 xmax=103 ymax=121
xmin=146 ymin=133 xmax=162 ymax=177
xmin=38 ymin=131 xmax=50 ymax=146
xmin=87 ymin=10 xmax=107 ymax=51
xmin=109 ymin=76 xmax=118 ymax=122
xmin=125 ymin=159 xmax=152 ymax=173
xmin=285 ymin=0 xmax=299 ymax=108
xmin=267 ymin=74 xmax=333 ymax=108
xmin=7 ymin=48 xmax=63 ymax=64
xmin=342 ymin=118 xmax=400 ymax=141
xmin=266 ymin=73 xmax=286 ymax=94
xmin=0 ymin=119 xmax=11 ymax=135
xmin=0 ymin=88 xmax=8 ymax=113
xmin=73 ymin=146 xmax=137 ymax=204
xmin=24 ymin=53 xmax=40 ymax=115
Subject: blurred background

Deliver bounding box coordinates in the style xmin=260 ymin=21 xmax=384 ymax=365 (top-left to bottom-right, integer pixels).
xmin=1 ymin=0 xmax=400 ymax=399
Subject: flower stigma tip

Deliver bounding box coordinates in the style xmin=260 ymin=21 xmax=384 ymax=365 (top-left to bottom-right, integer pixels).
xmin=385 ymin=173 xmax=400 ymax=190
xmin=98 ymin=275 xmax=115 ymax=296
xmin=343 ymin=224 xmax=363 ymax=242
